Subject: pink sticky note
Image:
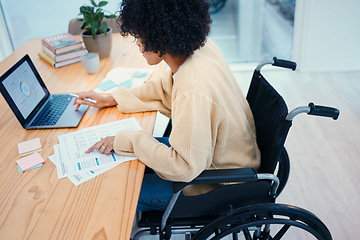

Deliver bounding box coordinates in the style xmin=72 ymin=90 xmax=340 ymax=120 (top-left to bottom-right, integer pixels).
xmin=16 ymin=152 xmax=45 ymax=171
xmin=18 ymin=164 xmax=42 ymax=173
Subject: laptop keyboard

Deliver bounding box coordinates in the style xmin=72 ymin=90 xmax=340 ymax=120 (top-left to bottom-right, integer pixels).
xmin=30 ymin=95 xmax=72 ymax=126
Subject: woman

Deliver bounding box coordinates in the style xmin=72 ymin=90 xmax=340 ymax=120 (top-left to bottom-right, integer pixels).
xmin=74 ymin=0 xmax=260 ymax=211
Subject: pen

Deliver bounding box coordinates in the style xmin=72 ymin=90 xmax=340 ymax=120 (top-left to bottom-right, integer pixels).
xmin=69 ymin=93 xmax=97 ymax=104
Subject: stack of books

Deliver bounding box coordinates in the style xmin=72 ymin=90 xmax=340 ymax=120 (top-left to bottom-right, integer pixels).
xmin=38 ymin=33 xmax=88 ymax=68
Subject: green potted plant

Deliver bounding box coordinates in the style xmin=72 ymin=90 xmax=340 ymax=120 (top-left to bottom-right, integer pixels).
xmin=78 ymin=0 xmax=116 ymax=58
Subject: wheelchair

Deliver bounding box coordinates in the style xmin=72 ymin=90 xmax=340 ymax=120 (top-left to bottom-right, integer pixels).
xmin=132 ymin=57 xmax=340 ymax=240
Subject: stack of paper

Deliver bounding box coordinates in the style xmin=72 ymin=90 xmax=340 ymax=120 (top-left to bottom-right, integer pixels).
xmin=95 ymin=67 xmax=154 ymax=94
xmin=49 ymin=117 xmax=142 ymax=185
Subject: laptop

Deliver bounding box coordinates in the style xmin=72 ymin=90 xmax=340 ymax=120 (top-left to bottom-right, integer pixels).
xmin=0 ymin=54 xmax=88 ymax=129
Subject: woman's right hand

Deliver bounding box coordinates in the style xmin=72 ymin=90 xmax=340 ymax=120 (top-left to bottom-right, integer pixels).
xmin=73 ymin=90 xmax=117 ymax=110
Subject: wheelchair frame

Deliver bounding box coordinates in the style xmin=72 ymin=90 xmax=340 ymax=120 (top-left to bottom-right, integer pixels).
xmin=133 ymin=57 xmax=339 ymax=240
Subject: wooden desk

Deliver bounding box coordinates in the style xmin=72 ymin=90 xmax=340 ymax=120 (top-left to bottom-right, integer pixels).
xmin=0 ymin=34 xmax=158 ymax=240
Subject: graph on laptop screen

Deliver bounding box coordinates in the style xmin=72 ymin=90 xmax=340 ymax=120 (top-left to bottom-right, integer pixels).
xmin=2 ymin=60 xmax=46 ymax=119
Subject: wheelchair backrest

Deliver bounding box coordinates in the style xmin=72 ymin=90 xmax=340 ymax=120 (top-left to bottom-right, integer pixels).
xmin=246 ymin=71 xmax=292 ymax=174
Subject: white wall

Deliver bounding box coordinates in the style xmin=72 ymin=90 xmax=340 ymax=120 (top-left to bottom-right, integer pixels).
xmin=0 ymin=0 xmax=122 ymax=51
xmin=237 ymin=0 xmax=264 ymax=62
xmin=293 ymin=0 xmax=360 ymax=72
xmin=0 ymin=4 xmax=12 ymax=62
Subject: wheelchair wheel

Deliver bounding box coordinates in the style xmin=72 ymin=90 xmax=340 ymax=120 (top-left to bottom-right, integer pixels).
xmin=192 ymin=203 xmax=332 ymax=240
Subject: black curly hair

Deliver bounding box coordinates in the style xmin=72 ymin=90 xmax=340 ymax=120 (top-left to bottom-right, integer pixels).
xmin=118 ymin=0 xmax=212 ymax=57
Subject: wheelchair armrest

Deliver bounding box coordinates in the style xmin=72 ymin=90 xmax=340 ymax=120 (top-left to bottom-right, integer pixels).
xmin=172 ymin=168 xmax=258 ymax=193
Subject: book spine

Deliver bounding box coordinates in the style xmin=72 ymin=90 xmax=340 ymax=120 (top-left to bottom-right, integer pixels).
xmin=54 ymin=57 xmax=81 ymax=68
xmin=55 ymin=48 xmax=88 ymax=62
xmin=55 ymin=43 xmax=83 ymax=55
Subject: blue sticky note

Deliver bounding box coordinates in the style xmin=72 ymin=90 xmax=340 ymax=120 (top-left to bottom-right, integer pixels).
xmin=97 ymin=80 xmax=118 ymax=91
xmin=131 ymin=72 xmax=147 ymax=78
xmin=118 ymin=79 xmax=133 ymax=88
xmin=18 ymin=164 xmax=42 ymax=173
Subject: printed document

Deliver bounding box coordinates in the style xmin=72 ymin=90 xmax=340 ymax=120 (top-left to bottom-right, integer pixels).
xmin=52 ymin=117 xmax=142 ymax=185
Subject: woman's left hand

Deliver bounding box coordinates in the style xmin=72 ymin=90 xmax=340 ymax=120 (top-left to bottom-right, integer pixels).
xmin=86 ymin=136 xmax=115 ymax=155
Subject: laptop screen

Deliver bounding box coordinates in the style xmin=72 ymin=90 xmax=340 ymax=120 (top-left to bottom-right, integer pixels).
xmin=0 ymin=54 xmax=49 ymax=126
xmin=2 ymin=60 xmax=46 ymax=119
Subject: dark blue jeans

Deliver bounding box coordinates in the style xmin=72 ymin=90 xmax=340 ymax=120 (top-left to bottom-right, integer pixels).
xmin=137 ymin=137 xmax=174 ymax=212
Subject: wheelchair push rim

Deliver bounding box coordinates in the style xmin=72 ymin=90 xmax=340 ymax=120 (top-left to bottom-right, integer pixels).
xmin=192 ymin=203 xmax=332 ymax=240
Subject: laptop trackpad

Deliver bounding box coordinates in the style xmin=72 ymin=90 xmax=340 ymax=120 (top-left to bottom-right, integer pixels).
xmin=54 ymin=99 xmax=88 ymax=128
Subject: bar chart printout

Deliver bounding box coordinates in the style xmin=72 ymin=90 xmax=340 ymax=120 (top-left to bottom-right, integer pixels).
xmin=50 ymin=117 xmax=142 ymax=185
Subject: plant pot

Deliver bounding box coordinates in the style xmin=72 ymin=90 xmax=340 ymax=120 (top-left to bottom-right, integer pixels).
xmin=81 ymin=28 xmax=112 ymax=59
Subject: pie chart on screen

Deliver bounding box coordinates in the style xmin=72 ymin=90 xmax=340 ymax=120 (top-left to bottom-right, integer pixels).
xmin=20 ymin=81 xmax=31 ymax=97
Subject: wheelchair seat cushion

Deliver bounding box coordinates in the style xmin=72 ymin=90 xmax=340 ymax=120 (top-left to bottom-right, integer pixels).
xmin=138 ymin=180 xmax=274 ymax=229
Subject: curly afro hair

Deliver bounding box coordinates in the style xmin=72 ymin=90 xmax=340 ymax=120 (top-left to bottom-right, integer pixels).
xmin=118 ymin=0 xmax=212 ymax=57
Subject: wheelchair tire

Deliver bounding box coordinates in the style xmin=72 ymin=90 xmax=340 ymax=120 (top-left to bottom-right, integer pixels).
xmin=192 ymin=203 xmax=332 ymax=240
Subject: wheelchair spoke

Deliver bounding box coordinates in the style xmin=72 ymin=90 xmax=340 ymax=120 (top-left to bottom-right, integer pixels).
xmin=273 ymin=224 xmax=291 ymax=240
xmin=242 ymin=228 xmax=253 ymax=240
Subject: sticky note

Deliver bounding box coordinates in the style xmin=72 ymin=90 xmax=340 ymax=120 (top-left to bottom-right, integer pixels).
xmin=16 ymin=152 xmax=45 ymax=172
xmin=131 ymin=72 xmax=147 ymax=78
xmin=18 ymin=137 xmax=42 ymax=156
xmin=97 ymin=80 xmax=118 ymax=91
xmin=18 ymin=164 xmax=42 ymax=173
xmin=118 ymin=79 xmax=133 ymax=88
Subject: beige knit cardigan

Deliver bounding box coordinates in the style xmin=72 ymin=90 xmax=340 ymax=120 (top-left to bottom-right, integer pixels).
xmin=112 ymin=39 xmax=260 ymax=196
